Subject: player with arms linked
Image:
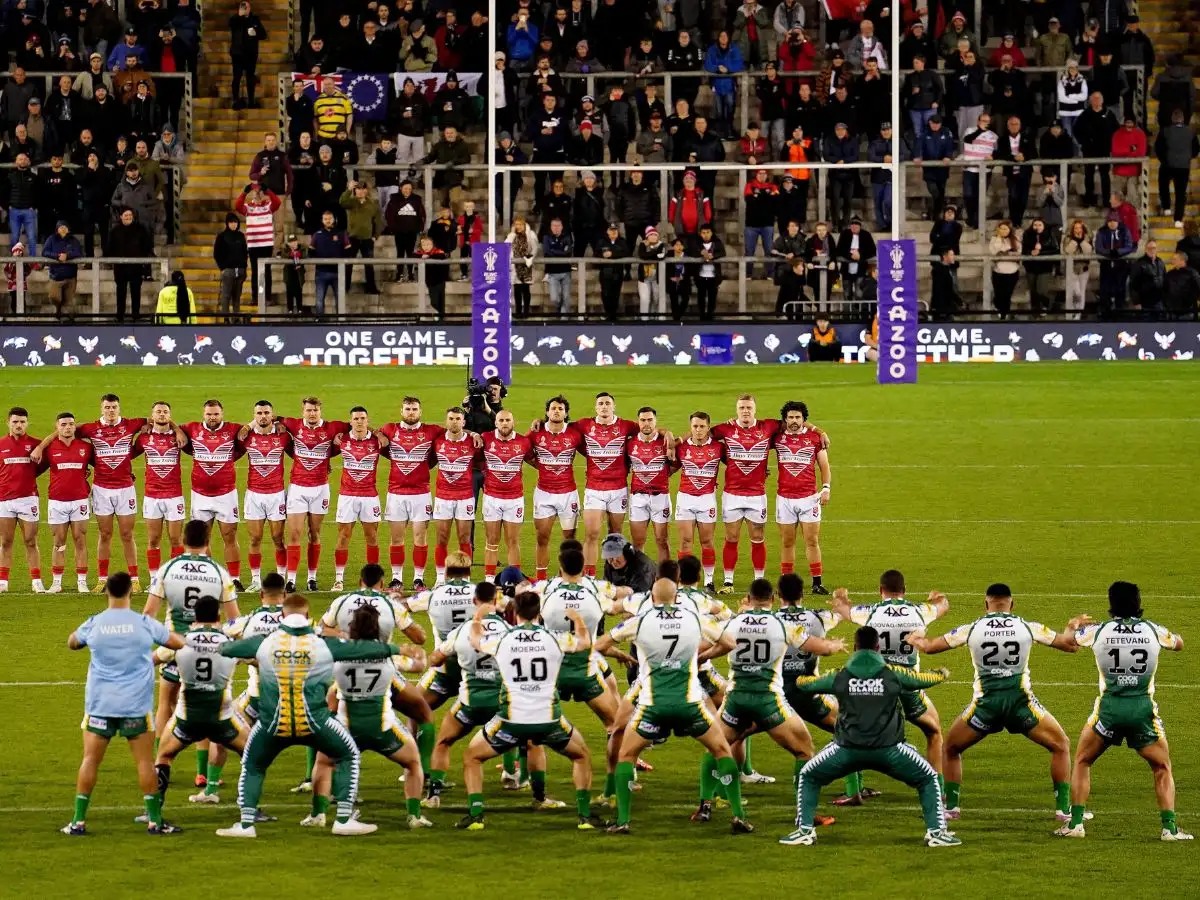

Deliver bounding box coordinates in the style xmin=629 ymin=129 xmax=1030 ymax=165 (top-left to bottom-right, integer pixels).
xmin=0 ymin=406 xmax=45 ymax=593
xmin=237 ymin=400 xmax=292 ymax=591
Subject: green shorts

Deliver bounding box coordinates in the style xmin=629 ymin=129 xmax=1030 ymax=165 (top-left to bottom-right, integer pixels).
xmin=557 ymin=668 xmax=607 ymax=703
xmin=451 ymin=699 xmax=500 ymax=729
xmin=1088 ymin=695 xmax=1165 ymax=750
xmin=160 ymin=661 xmax=180 ymax=685
xmin=719 ymin=690 xmax=793 ymax=734
xmin=171 ymin=715 xmax=243 ymax=746
xmin=483 ymin=716 xmax=574 ymax=753
xmin=784 ymin=687 xmax=835 ymax=726
xmin=351 ymin=720 xmax=414 ymax=757
xmin=419 ymin=666 xmax=461 ymax=702
xmin=82 ymin=713 xmax=151 ymax=739
xmin=963 ymin=687 xmax=1046 ymax=735
xmin=699 ymin=667 xmax=727 ymax=698
xmin=631 ymin=701 xmax=715 ymax=740
xmin=900 ymin=689 xmax=931 ymax=723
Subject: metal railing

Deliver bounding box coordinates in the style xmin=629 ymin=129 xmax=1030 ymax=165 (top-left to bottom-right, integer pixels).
xmin=6 ymin=255 xmax=171 ymax=316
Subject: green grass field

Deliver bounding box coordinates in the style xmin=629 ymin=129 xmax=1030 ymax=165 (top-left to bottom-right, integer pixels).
xmin=2 ymin=363 xmax=1198 ymax=897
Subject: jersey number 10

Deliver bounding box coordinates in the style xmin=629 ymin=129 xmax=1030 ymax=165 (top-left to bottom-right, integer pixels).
xmin=510 ymin=657 xmax=548 ymax=682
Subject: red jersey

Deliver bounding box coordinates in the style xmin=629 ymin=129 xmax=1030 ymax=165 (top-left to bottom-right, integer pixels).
xmin=526 ymin=424 xmax=583 ymax=494
xmin=183 ymin=421 xmax=244 ymax=497
xmin=774 ymin=429 xmax=823 ymax=499
xmin=676 ymin=438 xmax=724 ymax=496
xmin=432 ymin=432 xmax=477 ymax=501
xmin=78 ymin=417 xmax=147 ymax=489
xmin=481 ymin=430 xmax=532 ymax=500
xmin=627 ymin=433 xmax=671 ymax=495
xmin=575 ymin=417 xmax=638 ymax=491
xmin=379 ymin=422 xmax=443 ymax=495
xmin=712 ymin=419 xmax=781 ymax=496
xmin=0 ymin=434 xmax=41 ymax=500
xmin=281 ymin=417 xmax=349 ymax=488
xmin=337 ymin=432 xmax=383 ymax=498
xmin=45 ymin=437 xmax=93 ymax=501
xmin=136 ymin=430 xmax=183 ymax=499
xmin=240 ymin=427 xmax=291 ymax=494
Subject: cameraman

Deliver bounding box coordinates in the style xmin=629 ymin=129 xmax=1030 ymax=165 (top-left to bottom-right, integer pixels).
xmin=464 ymin=375 xmax=507 ymax=543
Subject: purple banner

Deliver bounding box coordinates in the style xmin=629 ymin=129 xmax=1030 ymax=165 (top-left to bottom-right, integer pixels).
xmin=471 ymin=242 xmax=512 ymax=383
xmin=877 ymin=238 xmax=919 ymax=384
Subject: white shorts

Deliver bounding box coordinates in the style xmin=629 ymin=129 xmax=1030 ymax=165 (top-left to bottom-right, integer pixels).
xmin=286 ymin=483 xmax=330 ymax=516
xmin=776 ymin=493 xmax=823 ymax=525
xmin=92 ymin=484 xmax=137 ymax=517
xmin=191 ymin=489 xmax=239 ymax=524
xmin=584 ymin=487 xmax=628 ymax=514
xmin=244 ymin=489 xmax=287 ymax=522
xmin=336 ymin=494 xmax=382 ymax=524
xmin=142 ymin=495 xmax=186 ymax=522
xmin=0 ymin=495 xmax=39 ymax=522
xmin=629 ymin=492 xmax=671 ymax=523
xmin=675 ymin=492 xmax=718 ymax=523
xmin=385 ymin=491 xmax=433 ymax=523
xmin=49 ymin=498 xmax=90 ymax=525
xmin=482 ymin=492 xmax=525 ymax=523
xmin=532 ymin=488 xmax=579 ymax=527
xmin=722 ymin=492 xmax=768 ymax=524
xmin=433 ymin=496 xmax=475 ymax=521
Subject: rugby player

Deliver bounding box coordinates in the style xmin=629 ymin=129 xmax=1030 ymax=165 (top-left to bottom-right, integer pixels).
xmin=626 ymin=406 xmax=673 ymax=562
xmin=43 ymin=412 xmax=94 ymax=593
xmin=773 ymin=401 xmax=831 ymax=593
xmin=431 ymin=407 xmax=477 ymax=582
xmin=673 ymin=412 xmax=723 ymax=590
xmin=379 ymin=396 xmax=441 ymax=590
xmin=527 ymin=395 xmax=583 ymax=581
xmin=237 ymin=401 xmax=291 ymax=591
xmin=137 ymin=402 xmax=186 ymax=579
xmin=1056 ymin=581 xmax=1192 ymax=841
xmin=908 ymin=584 xmax=1090 ymax=822
xmin=480 ymin=409 xmax=531 ymax=581
xmin=227 ymin=573 xmax=286 ymax=772
xmin=574 ymin=392 xmax=639 ymax=575
xmin=331 ymin=406 xmax=387 ymax=591
xmin=0 ymin=406 xmax=44 ymax=592
xmin=181 ymin=400 xmax=245 ymax=589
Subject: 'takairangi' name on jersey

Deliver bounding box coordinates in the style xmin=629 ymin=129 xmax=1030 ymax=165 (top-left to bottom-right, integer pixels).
xmin=151 ymin=553 xmax=237 ymax=631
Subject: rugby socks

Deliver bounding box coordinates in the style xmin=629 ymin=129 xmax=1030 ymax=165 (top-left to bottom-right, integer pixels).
xmin=458 ymin=542 xmax=473 ymax=561
xmin=429 ymin=769 xmax=446 ymax=793
xmin=274 ymin=547 xmax=287 ymax=575
xmin=615 ymin=760 xmax=636 ymax=825
xmin=143 ymin=793 xmax=163 ymax=828
xmin=1162 ymin=810 xmax=1179 ymax=834
xmin=98 ymin=558 xmax=109 ymax=579
xmin=575 ymin=789 xmax=591 ymax=818
xmin=335 ymin=800 xmax=354 ymax=824
xmin=434 ymin=544 xmax=447 ymax=583
xmin=72 ymin=792 xmax=90 ymax=824
xmin=406 ymin=796 xmax=421 ymax=817
xmin=750 ymin=540 xmax=766 ymax=579
xmin=721 ymin=540 xmax=738 ymax=584
xmin=810 ymin=561 xmax=823 ymax=589
xmin=29 ymin=567 xmax=42 ymax=590
xmin=334 ymin=548 xmax=348 ymax=583
xmin=1069 ymin=804 xmax=1087 ymax=828
xmin=485 ymin=562 xmax=496 ymax=579
xmin=306 ymin=543 xmax=321 ymax=577
xmin=531 ymin=770 xmax=547 ymax=802
xmin=741 ymin=737 xmax=754 ymax=775
xmin=52 ymin=565 xmax=64 ymax=589
xmin=945 ymin=780 xmax=962 ymax=810
xmin=468 ymin=792 xmax=485 ymax=817
xmin=365 ymin=544 xmax=379 ymax=565
xmin=412 ymin=545 xmax=428 ymax=581
xmin=701 ymin=547 xmax=715 ymax=585
xmin=286 ymin=544 xmax=301 ymax=583
xmin=518 ymin=746 xmax=529 ymax=783
xmin=1054 ymin=781 xmax=1070 ymax=815
xmin=147 ymin=548 xmax=161 ymax=574
xmin=206 ymin=762 xmax=224 ymax=795
xmin=156 ymin=763 xmax=171 ymax=804
xmin=535 ymin=567 xmax=548 ymax=581
xmin=716 ymin=757 xmax=745 ymax=818
xmin=416 ymin=723 xmax=436 ymax=772
xmin=699 ymin=753 xmax=717 ymax=800
xmin=248 ymin=552 xmax=261 ymax=580
xmin=304 ymin=746 xmax=316 ymax=781
xmin=501 ymin=750 xmax=518 ymax=776
xmin=129 ymin=563 xmax=140 ymax=579
xmin=311 ymin=794 xmax=330 ymax=817
xmin=0 ymin=566 xmax=7 ymax=588
xmin=196 ymin=748 xmax=209 ymax=781
xmin=844 ymin=771 xmax=862 ymax=797
xmin=171 ymin=545 xmax=185 ymax=560
xmin=584 ymin=565 xmax=596 ymax=577
xmin=781 ymin=561 xmax=794 ymax=574
xmin=603 ymin=771 xmax=615 ymax=798
xmin=390 ymin=544 xmax=405 ymax=582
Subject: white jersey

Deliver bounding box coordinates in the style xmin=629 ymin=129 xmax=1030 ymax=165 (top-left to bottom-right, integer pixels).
xmin=778 ymin=606 xmax=840 ymax=679
xmin=849 ymin=599 xmax=941 ymax=668
xmin=334 ymin=655 xmax=401 ymax=702
xmin=227 ymin=604 xmax=284 ymax=698
xmin=719 ymin=611 xmax=811 ymax=694
xmin=406 ymin=579 xmax=476 ymax=641
xmin=480 ymin=623 xmax=579 ymax=723
xmin=1075 ymin=618 xmax=1180 ymax=699
xmin=609 ymin=605 xmax=720 ymax=705
xmin=321 ymin=588 xmax=415 ymax=641
xmin=943 ymin=614 xmax=1057 ymax=694
xmin=151 ymin=553 xmax=237 ymax=632
xmin=154 ymin=626 xmax=238 ymax=720
xmin=440 ymin=615 xmax=511 ymax=705
xmin=540 ymin=577 xmax=616 ymax=639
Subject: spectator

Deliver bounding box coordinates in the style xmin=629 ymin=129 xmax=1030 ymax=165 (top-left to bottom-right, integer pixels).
xmin=995 ymin=115 xmax=1037 ymax=226
xmin=1062 ymin=219 xmax=1093 ymax=320
xmin=915 ymin=114 xmax=954 ymax=221
xmin=433 ymin=11 xmax=465 ymax=71
xmin=596 ymin=222 xmax=629 ymax=321
xmin=635 ymin=225 xmax=667 ymax=316
xmin=385 ymin=179 xmax=425 ymax=281
xmin=106 ymin=27 xmax=146 ymax=72
xmin=310 ymin=209 xmax=350 ymax=318
xmin=689 ymin=223 xmax=724 ymax=321
xmin=427 ymin=206 xmax=458 ymax=258
xmin=389 ymin=79 xmax=429 ymax=165
xmin=603 ymin=83 xmax=636 ymax=179
xmin=948 ymin=49 xmax=985 ymax=141
xmin=930 ymin=249 xmax=962 ymax=320
xmin=1074 ymin=92 xmax=1118 ymax=206
xmin=22 ymin=97 xmax=59 ymax=161
xmin=567 ymin=120 xmax=604 ymax=168
xmin=630 ymin=36 xmax=663 ymax=77
xmin=78 ymin=152 xmax=112 ymax=256
xmin=1095 ymin=211 xmax=1135 ymax=316
xmin=703 ymin=31 xmax=743 ymax=139
xmin=285 ymin=80 xmax=315 ymax=146
xmin=929 ymin=205 xmax=963 ymax=256
xmin=1106 ymin=190 xmax=1140 ymax=244
xmin=154 ymin=271 xmax=192 ymax=324
xmin=422 ymin=125 xmax=471 ymax=214
xmin=83 ymin=84 xmax=123 ymax=154
xmin=42 ymin=220 xmax=82 ymax=320
xmin=756 ymin=64 xmax=787 ymax=155
xmin=899 ymin=21 xmax=937 ymax=69
xmin=835 ymin=216 xmax=876 ymax=305
xmin=1118 ymin=17 xmax=1155 ymax=95
xmin=1151 ymin=54 xmax=1197 ymax=130
xmin=416 ymin=233 xmax=449 ymax=318
xmin=824 ymin=84 xmax=857 ymax=141
xmin=339 ymin=181 xmax=383 ymax=294
xmin=506 ymin=216 xmax=537 ymax=318
xmin=665 ymin=30 xmax=704 ymax=109
xmin=960 ymin=111 xmax=997 ymax=230
xmin=1177 ymin=220 xmax=1200 ymax=272
xmin=775 ymin=256 xmax=810 ymax=320
xmin=505 ymin=9 xmax=539 ymax=69
xmin=538 ymin=178 xmax=572 ymax=238
xmin=1130 ymin=239 xmax=1167 ymax=314
xmin=4 ymin=242 xmax=36 ymax=316
xmin=825 ymin=121 xmax=858 ymax=231
xmin=1035 ymin=16 xmax=1072 ymax=69
xmin=614 ymin=168 xmax=657 ymax=245
xmin=781 ymin=126 xmax=816 ymax=216
xmin=734 ymin=0 xmax=770 ymax=68
xmin=37 ymin=153 xmax=77 ymax=244
xmin=432 ymin=70 xmax=471 ymax=133
xmin=84 ymin=0 xmax=122 ymax=63
xmin=1154 ymin=109 xmax=1199 ymax=229
xmin=250 ymin=132 xmax=292 ymax=198
xmin=853 ymin=57 xmax=888 ymax=140
xmin=1056 ymin=60 xmax=1088 ymax=139
xmin=1021 ymin=217 xmax=1058 ymax=315
xmin=542 ymin=217 xmax=573 ymax=314
xmin=313 ymin=77 xmax=353 ymax=143
xmin=1091 ymin=48 xmax=1129 ymax=121
xmin=847 ymin=18 xmax=888 ymax=70
xmin=72 ymin=55 xmax=113 ymax=105
xmin=107 ymin=207 xmax=153 ymax=321
xmin=738 ymin=122 xmax=768 ymax=166
xmin=526 ymin=92 xmax=568 ymax=210
xmin=493 ymin=52 xmax=520 ymax=137
xmin=989 ymin=220 xmax=1021 ymax=319
xmin=668 ymin=170 xmax=711 ymax=241
xmin=1034 ymin=170 xmax=1066 ymax=238
xmin=228 ymin=0 xmax=265 ymax=109
xmin=773 ymin=0 xmax=805 ymax=47
xmin=772 ymin=218 xmax=806 ymax=281
xmin=280 ymin=233 xmax=306 ymax=314
xmin=152 ymin=124 xmax=185 ymax=167
xmin=572 ymin=170 xmax=606 ymax=257
xmin=305 ymin=143 xmax=348 ymax=232
xmin=778 ymin=26 xmax=818 ymax=91
xmin=666 ymin=238 xmax=691 ymax=320
xmin=682 ymin=116 xmax=724 ymax=199
xmin=743 ymin=169 xmax=778 ymax=279
xmin=12 ymin=121 xmax=41 ymax=164
xmin=1163 ymin=252 xmax=1200 ymax=319
xmin=6 ymin=153 xmax=38 ymax=249
xmin=494 ymin=131 xmax=526 ymax=222
xmin=805 ymin=220 xmax=836 ymax=304
xmin=44 ymin=75 xmax=83 ymax=148
xmin=988 ymin=53 xmax=1027 ymax=125
xmin=987 ymin=32 xmax=1027 ymax=68
xmin=564 ymin=40 xmax=606 ymax=105
xmin=112 ymin=54 xmax=156 ymax=107
xmin=456 ymin=199 xmax=483 ymax=279
xmin=401 ymin=19 xmax=437 ymax=72
xmin=904 ymin=55 xmax=943 ymax=144
xmin=807 ymin=315 xmax=841 ymax=360
xmin=213 ymin=212 xmax=248 ymax=321
xmin=572 ymin=95 xmax=607 ymax=142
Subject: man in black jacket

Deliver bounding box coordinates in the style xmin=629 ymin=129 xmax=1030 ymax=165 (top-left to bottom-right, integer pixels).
xmin=596 ymin=223 xmax=629 ymax=321
xmin=525 ymin=92 xmax=568 ymax=210
xmin=228 ymin=0 xmax=266 ymax=109
xmin=600 ymin=533 xmax=655 ymax=594
xmin=37 ymin=152 xmax=78 ymax=241
xmin=613 ymin=168 xmax=657 ymax=242
xmin=1073 ymin=92 xmax=1118 ymax=206
xmin=995 ymin=115 xmax=1038 ymax=226
xmin=572 ymin=170 xmax=606 ymax=257
xmin=6 ymin=152 xmax=38 ymax=250
xmin=683 ymin=116 xmax=725 ymax=200
xmin=213 ymin=212 xmax=248 ymax=322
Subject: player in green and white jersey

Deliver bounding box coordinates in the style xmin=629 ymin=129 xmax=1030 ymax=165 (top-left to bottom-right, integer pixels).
xmin=303 ymin=603 xmax=432 ymax=831
xmin=695 ymin=577 xmax=844 ymax=824
xmin=908 ymin=583 xmax=1092 ymax=822
xmin=406 ymin=551 xmax=476 ymax=707
xmin=457 ymin=590 xmax=597 ymax=831
xmin=1055 ymin=581 xmax=1191 ymax=842
xmin=831 ymin=570 xmax=949 ymax=801
xmin=229 ymin=573 xmax=286 ymax=728
xmin=596 ymin=578 xmax=751 ymax=835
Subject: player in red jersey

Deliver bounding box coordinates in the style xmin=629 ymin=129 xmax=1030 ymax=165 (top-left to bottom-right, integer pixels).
xmin=43 ymin=412 xmax=93 ymax=592
xmin=575 ymin=392 xmax=639 ymax=575
xmin=279 ymin=396 xmax=349 ymax=592
xmin=135 ymin=401 xmax=186 ymax=579
xmin=379 ymin=396 xmax=443 ymax=590
xmin=0 ymin=406 xmax=45 ymax=592
xmin=237 ymin=400 xmax=292 ymax=591
xmin=431 ymin=407 xmax=477 ymax=583
xmin=774 ymin=401 xmax=832 ymax=593
xmin=626 ymin=406 xmax=674 ymax=561
xmin=673 ymin=411 xmax=725 ymax=590
xmin=331 ymin=406 xmax=388 ymax=591
xmin=480 ymin=408 xmax=532 ymax=580
xmin=181 ymin=399 xmax=245 ymax=588
xmin=527 ymin=394 xmax=583 ymax=581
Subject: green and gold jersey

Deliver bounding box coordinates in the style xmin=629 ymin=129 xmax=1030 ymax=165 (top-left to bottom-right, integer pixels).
xmin=540 ymin=577 xmax=616 ymax=679
xmin=406 ymin=579 xmax=476 ymax=642
xmin=333 ymin=652 xmax=421 ymax=733
xmin=719 ymin=610 xmax=812 ymax=694
xmin=479 ymin=623 xmax=580 ymax=723
xmin=608 ymin=604 xmax=721 ymax=706
xmin=779 ymin=606 xmax=840 ymax=678
xmin=849 ymin=599 xmax=941 ymax=669
xmin=150 ymin=553 xmax=236 ymax=632
xmin=321 ymin=589 xmax=414 ymax=641
xmin=943 ymin=614 xmax=1057 ymax=694
xmin=155 ymin=626 xmax=238 ymax=721
xmin=1076 ymin=618 xmax=1180 ymax=699
xmin=439 ymin=614 xmax=510 ymax=706
xmin=226 ymin=604 xmax=284 ymax=699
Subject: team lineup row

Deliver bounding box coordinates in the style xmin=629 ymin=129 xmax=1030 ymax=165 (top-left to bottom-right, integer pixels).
xmin=0 ymin=391 xmax=832 ymax=596
xmin=62 ymin=528 xmax=1190 ymax=845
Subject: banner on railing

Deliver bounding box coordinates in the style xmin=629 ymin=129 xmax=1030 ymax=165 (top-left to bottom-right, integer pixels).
xmin=291 ymin=72 xmax=390 ymax=121
xmin=471 ymin=242 xmax=511 ymax=383
xmin=391 ymin=71 xmax=482 ymax=101
xmin=877 ymin=238 xmax=919 ymax=385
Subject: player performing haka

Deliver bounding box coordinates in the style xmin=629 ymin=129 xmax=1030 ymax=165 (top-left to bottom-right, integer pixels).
xmin=480 ymin=409 xmax=531 ymax=581
xmin=237 ymin=401 xmax=291 ymax=592
xmin=181 ymin=400 xmax=244 ymax=589
xmin=908 ymin=583 xmax=1090 ymax=823
xmin=432 ymin=407 xmax=477 ymax=583
xmin=774 ymin=401 xmax=831 ymax=594
xmin=527 ymin=395 xmax=583 ymax=582
xmin=0 ymin=406 xmax=44 ymax=592
xmin=379 ymin=396 xmax=442 ymax=590
xmin=575 ymin=392 xmax=639 ymax=575
xmin=43 ymin=412 xmax=94 ymax=593
xmin=279 ymin=397 xmax=349 ymax=592
xmin=626 ymin=406 xmax=674 ymax=562
xmin=331 ymin=407 xmax=388 ymax=591
xmin=137 ymin=402 xmax=187 ymax=579
xmin=674 ymin=412 xmax=723 ymax=590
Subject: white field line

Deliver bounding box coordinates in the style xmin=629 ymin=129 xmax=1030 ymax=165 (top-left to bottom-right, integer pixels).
xmin=4 ymin=680 xmax=1196 ymax=689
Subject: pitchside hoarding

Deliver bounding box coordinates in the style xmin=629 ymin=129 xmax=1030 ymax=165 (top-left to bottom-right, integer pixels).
xmin=0 ymin=323 xmax=1194 ymax=367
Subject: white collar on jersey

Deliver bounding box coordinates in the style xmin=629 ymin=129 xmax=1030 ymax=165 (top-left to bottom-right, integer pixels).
xmin=444 ymin=430 xmax=469 ymax=442
xmin=282 ymin=613 xmax=310 ymax=628
xmin=398 ymin=420 xmax=422 ymax=430
xmin=543 ymin=421 xmax=569 ymax=434
xmin=636 ymin=431 xmax=660 ymax=442
xmin=348 ymin=430 xmax=373 ymax=440
xmin=100 ymin=416 xmax=123 ymax=426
